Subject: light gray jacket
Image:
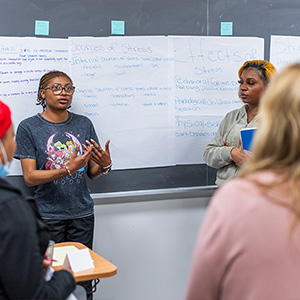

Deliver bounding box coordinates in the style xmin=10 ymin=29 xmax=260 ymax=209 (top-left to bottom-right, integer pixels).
xmin=203 ymin=105 xmax=257 ymax=186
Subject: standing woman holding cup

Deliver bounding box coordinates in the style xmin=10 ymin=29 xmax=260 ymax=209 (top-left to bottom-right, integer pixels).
xmin=203 ymin=60 xmax=276 ymax=186
xmin=14 ymin=70 xmax=112 ymax=299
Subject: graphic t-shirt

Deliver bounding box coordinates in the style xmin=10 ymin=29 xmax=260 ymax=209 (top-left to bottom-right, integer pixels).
xmin=14 ymin=112 xmax=99 ymax=219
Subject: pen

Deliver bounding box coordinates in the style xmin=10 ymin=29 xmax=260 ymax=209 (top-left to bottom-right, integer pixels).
xmin=51 ymin=259 xmax=57 ymax=262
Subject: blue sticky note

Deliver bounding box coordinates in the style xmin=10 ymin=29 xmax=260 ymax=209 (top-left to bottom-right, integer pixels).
xmin=35 ymin=20 xmax=50 ymax=36
xmin=220 ymin=22 xmax=233 ymax=36
xmin=111 ymin=20 xmax=125 ymax=35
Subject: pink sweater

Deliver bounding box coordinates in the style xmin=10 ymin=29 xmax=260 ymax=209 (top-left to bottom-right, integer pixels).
xmin=185 ymin=171 xmax=300 ymax=300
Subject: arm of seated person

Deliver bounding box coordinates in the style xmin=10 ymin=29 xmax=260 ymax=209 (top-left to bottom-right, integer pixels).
xmin=0 ymin=197 xmax=76 ymax=299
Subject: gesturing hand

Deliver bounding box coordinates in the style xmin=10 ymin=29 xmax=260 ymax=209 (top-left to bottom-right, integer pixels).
xmin=66 ymin=143 xmax=93 ymax=174
xmin=84 ymin=139 xmax=112 ymax=169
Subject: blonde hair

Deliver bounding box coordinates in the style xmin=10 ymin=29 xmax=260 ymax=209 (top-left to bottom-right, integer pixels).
xmin=240 ymin=63 xmax=300 ymax=227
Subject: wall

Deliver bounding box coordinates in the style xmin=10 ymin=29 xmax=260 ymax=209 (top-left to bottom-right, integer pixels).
xmin=92 ymin=195 xmax=210 ymax=300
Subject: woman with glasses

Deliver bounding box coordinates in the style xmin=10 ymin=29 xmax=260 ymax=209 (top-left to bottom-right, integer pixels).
xmin=14 ymin=70 xmax=112 ymax=300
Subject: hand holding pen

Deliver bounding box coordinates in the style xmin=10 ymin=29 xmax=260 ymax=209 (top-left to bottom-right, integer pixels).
xmin=43 ymin=252 xmax=52 ymax=275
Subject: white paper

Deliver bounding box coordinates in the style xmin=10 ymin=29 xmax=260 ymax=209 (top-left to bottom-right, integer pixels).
xmin=64 ymin=248 xmax=94 ymax=273
xmin=52 ymin=245 xmax=79 ymax=267
xmin=270 ymin=35 xmax=300 ymax=71
xmin=68 ymin=36 xmax=175 ymax=169
xmin=174 ymin=115 xmax=224 ymax=164
xmin=0 ymin=35 xmax=265 ymax=173
xmin=170 ymin=36 xmax=264 ymax=164
xmin=0 ymin=36 xmax=70 ymax=175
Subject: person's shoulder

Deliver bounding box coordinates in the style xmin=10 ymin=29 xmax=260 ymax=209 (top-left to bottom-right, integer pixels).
xmin=18 ymin=114 xmax=41 ymax=127
xmin=211 ymin=175 xmax=259 ymax=211
xmin=70 ymin=112 xmax=92 ymax=122
xmin=213 ymin=170 xmax=279 ymax=208
xmin=0 ymin=195 xmax=36 ymax=236
xmin=70 ymin=112 xmax=94 ymax=126
xmin=220 ymin=176 xmax=254 ymax=194
xmin=0 ymin=178 xmax=22 ymax=202
xmin=0 ymin=180 xmax=32 ymax=224
xmin=217 ymin=107 xmax=244 ymax=129
xmin=224 ymin=106 xmax=245 ymax=119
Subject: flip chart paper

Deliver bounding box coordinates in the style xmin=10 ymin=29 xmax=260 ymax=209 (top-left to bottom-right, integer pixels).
xmin=68 ymin=36 xmax=174 ymax=169
xmin=270 ymin=35 xmax=300 ymax=70
xmin=170 ymin=36 xmax=264 ymax=164
xmin=0 ymin=36 xmax=69 ymax=174
xmin=0 ymin=35 xmax=265 ymax=172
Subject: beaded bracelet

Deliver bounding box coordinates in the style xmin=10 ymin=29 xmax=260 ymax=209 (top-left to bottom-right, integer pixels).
xmin=65 ymin=165 xmax=72 ymax=176
xmin=101 ymin=163 xmax=112 ymax=170
xmin=98 ymin=163 xmax=112 ymax=176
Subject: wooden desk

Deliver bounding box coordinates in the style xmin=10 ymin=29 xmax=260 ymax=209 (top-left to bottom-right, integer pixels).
xmin=53 ymin=242 xmax=117 ymax=282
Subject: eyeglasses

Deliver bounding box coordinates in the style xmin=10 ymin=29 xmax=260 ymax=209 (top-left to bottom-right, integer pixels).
xmin=43 ymin=85 xmax=75 ymax=95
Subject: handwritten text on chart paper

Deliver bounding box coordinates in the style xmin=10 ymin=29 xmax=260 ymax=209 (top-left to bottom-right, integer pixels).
xmin=0 ymin=36 xmax=264 ymax=171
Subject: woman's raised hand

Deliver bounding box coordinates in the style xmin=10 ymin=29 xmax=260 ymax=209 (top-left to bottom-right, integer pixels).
xmin=66 ymin=144 xmax=93 ymax=174
xmin=84 ymin=139 xmax=112 ymax=169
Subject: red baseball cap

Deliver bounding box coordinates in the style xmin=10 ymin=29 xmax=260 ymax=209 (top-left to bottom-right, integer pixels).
xmin=0 ymin=101 xmax=12 ymax=139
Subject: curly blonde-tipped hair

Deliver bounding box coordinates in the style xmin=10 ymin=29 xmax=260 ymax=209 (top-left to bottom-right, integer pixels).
xmin=240 ymin=63 xmax=300 ymax=229
xmin=238 ymin=60 xmax=276 ymax=85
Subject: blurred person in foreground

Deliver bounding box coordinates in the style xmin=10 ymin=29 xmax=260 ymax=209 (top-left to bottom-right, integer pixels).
xmin=0 ymin=100 xmax=76 ymax=299
xmin=186 ymin=63 xmax=300 ymax=300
